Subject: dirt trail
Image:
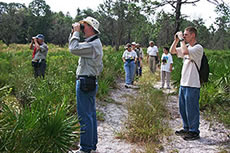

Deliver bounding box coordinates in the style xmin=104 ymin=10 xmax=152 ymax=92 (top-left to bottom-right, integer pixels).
xmin=72 ymin=77 xmax=229 ymax=153
xmin=96 ymin=79 xmax=144 ymax=153
xmin=154 ymin=82 xmax=230 ymax=153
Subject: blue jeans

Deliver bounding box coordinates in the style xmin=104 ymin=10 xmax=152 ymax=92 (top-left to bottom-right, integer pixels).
xmin=179 ymin=86 xmax=200 ymax=133
xmin=76 ymin=80 xmax=98 ymax=152
xmin=124 ymin=61 xmax=135 ymax=85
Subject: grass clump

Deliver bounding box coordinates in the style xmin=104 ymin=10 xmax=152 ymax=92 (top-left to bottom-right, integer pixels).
xmin=122 ymin=67 xmax=170 ymax=152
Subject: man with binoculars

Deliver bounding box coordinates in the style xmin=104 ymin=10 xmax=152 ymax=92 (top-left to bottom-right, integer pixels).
xmin=30 ymin=34 xmax=48 ymax=78
xmin=69 ymin=16 xmax=103 ymax=153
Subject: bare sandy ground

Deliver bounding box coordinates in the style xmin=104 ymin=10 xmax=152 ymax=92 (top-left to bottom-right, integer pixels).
xmin=154 ymin=81 xmax=230 ymax=153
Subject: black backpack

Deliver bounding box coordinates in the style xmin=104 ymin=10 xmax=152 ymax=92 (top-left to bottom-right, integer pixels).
xmin=192 ymin=51 xmax=210 ymax=85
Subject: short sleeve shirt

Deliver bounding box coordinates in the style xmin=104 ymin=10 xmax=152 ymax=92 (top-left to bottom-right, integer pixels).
xmin=147 ymin=46 xmax=158 ymax=56
xmin=161 ymin=53 xmax=173 ymax=72
xmin=122 ymin=50 xmax=137 ymax=60
xmin=176 ymin=44 xmax=203 ymax=88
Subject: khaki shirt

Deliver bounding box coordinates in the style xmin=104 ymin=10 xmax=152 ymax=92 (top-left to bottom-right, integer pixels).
xmin=69 ymin=32 xmax=103 ymax=77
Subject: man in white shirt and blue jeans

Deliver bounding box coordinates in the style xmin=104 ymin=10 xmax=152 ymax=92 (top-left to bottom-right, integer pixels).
xmin=170 ymin=26 xmax=203 ymax=141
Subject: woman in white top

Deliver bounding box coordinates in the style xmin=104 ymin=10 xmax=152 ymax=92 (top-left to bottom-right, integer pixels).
xmin=160 ymin=47 xmax=173 ymax=89
xmin=122 ymin=43 xmax=137 ymax=87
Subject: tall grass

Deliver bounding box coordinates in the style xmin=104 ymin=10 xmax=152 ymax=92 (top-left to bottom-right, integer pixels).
xmin=0 ymin=43 xmax=124 ymax=152
xmin=122 ymin=67 xmax=170 ymax=152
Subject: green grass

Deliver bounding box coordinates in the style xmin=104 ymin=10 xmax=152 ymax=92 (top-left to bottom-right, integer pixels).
xmin=121 ymin=66 xmax=170 ymax=152
xmin=0 ymin=43 xmax=124 ymax=152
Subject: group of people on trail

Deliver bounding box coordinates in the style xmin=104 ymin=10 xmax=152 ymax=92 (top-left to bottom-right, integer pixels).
xmin=30 ymin=15 xmax=202 ymax=152
xmin=122 ymin=42 xmax=143 ymax=88
xmin=123 ymin=40 xmax=173 ymax=89
xmin=122 ymin=26 xmax=202 ymax=141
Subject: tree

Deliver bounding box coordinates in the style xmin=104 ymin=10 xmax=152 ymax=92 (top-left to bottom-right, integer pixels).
xmin=135 ymin=0 xmax=228 ymax=33
xmin=0 ymin=2 xmax=28 ymax=45
xmin=212 ymin=2 xmax=230 ymax=49
xmin=48 ymin=12 xmax=72 ymax=46
xmin=27 ymin=0 xmax=52 ymax=42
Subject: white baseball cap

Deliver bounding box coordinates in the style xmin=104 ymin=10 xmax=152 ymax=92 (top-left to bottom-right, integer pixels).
xmin=80 ymin=16 xmax=100 ymax=33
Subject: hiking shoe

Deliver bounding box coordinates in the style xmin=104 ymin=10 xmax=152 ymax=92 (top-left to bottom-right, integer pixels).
xmin=125 ymin=84 xmax=130 ymax=88
xmin=183 ymin=131 xmax=200 ymax=141
xmin=175 ymin=129 xmax=189 ymax=136
xmin=167 ymin=86 xmax=171 ymax=89
xmin=75 ymin=149 xmax=89 ymax=153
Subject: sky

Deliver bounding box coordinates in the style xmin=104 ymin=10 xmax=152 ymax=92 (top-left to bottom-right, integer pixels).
xmin=1 ymin=0 xmax=229 ymax=27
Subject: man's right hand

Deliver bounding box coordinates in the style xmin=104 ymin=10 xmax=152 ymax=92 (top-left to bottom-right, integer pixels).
xmin=72 ymin=22 xmax=81 ymax=32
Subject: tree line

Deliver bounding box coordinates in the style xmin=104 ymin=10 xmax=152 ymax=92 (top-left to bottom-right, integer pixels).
xmin=0 ymin=0 xmax=230 ymax=50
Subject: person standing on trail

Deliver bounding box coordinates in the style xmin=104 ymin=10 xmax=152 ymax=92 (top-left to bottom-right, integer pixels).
xmin=122 ymin=43 xmax=137 ymax=88
xmin=147 ymin=41 xmax=160 ymax=74
xmin=69 ymin=16 xmax=103 ymax=153
xmin=30 ymin=34 xmax=48 ymax=78
xmin=170 ymin=26 xmax=203 ymax=141
xmin=135 ymin=43 xmax=143 ymax=77
xmin=160 ymin=47 xmax=173 ymax=89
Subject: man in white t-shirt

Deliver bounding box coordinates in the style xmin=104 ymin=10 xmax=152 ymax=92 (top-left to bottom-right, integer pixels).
xmin=147 ymin=41 xmax=160 ymax=73
xmin=170 ymin=26 xmax=203 ymax=141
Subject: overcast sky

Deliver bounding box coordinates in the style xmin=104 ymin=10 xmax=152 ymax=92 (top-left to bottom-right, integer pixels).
xmin=1 ymin=0 xmax=229 ymax=27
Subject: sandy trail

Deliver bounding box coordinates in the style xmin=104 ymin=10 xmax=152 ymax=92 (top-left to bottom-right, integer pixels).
xmin=96 ymin=80 xmax=144 ymax=153
xmin=154 ymin=82 xmax=230 ymax=153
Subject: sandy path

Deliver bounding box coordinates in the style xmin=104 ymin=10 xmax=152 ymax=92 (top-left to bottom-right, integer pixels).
xmin=96 ymin=80 xmax=144 ymax=153
xmin=154 ymin=82 xmax=230 ymax=153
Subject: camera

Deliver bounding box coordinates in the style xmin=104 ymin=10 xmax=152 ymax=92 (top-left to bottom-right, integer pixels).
xmin=162 ymin=58 xmax=167 ymax=64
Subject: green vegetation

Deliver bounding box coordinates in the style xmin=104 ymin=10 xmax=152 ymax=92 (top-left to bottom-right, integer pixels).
xmin=121 ymin=67 xmax=170 ymax=152
xmin=171 ymin=49 xmax=230 ymax=127
xmin=0 ymin=43 xmax=124 ymax=152
xmin=1 ymin=42 xmax=229 ymax=152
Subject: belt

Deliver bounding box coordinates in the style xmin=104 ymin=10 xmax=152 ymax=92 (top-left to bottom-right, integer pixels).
xmin=149 ymin=55 xmax=156 ymax=57
xmin=77 ymin=75 xmax=96 ymax=80
xmin=125 ymin=59 xmax=134 ymax=62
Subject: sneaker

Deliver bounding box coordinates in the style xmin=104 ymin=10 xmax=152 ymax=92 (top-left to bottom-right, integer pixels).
xmin=75 ymin=149 xmax=89 ymax=153
xmin=183 ymin=131 xmax=200 ymax=141
xmin=90 ymin=150 xmax=99 ymax=153
xmin=125 ymin=84 xmax=130 ymax=88
xmin=175 ymin=129 xmax=189 ymax=136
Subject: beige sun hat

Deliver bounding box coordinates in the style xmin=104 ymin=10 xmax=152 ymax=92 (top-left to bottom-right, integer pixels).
xmin=80 ymin=16 xmax=100 ymax=33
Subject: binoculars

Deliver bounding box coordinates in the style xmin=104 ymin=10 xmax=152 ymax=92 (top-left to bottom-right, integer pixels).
xmin=72 ymin=24 xmax=85 ymax=31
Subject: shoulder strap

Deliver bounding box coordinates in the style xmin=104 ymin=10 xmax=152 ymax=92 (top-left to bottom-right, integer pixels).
xmin=190 ymin=42 xmax=201 ymax=72
xmin=87 ymin=35 xmax=99 ymax=42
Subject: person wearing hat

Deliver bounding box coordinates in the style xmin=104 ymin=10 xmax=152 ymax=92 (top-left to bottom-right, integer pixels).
xmin=122 ymin=43 xmax=137 ymax=88
xmin=135 ymin=43 xmax=143 ymax=77
xmin=30 ymin=34 xmax=48 ymax=78
xmin=69 ymin=16 xmax=103 ymax=153
xmin=147 ymin=41 xmax=160 ymax=74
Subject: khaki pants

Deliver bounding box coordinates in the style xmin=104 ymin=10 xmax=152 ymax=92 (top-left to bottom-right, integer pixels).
xmin=149 ymin=56 xmax=156 ymax=73
xmin=161 ymin=71 xmax=171 ymax=88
